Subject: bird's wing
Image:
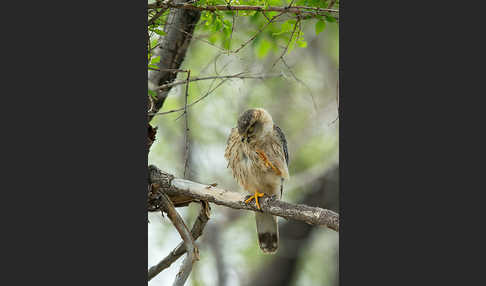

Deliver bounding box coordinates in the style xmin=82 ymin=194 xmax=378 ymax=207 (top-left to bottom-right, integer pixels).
xmin=273 ymin=125 xmax=289 ymax=197
xmin=273 ymin=125 xmax=289 ymax=166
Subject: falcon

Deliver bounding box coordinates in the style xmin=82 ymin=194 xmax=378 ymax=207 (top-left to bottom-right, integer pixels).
xmin=224 ymin=108 xmax=289 ymax=253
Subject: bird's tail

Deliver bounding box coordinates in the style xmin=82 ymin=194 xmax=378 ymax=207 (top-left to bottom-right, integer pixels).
xmin=255 ymin=212 xmax=278 ymax=254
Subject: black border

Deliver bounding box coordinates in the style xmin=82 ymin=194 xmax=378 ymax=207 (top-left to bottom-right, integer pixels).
xmin=341 ymin=1 xmax=481 ymax=285
xmin=3 ymin=1 xmax=147 ymax=284
xmin=3 ymin=0 xmax=480 ymax=284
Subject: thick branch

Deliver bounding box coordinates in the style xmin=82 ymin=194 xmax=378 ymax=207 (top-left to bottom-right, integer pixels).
xmin=148 ymin=165 xmax=339 ymax=231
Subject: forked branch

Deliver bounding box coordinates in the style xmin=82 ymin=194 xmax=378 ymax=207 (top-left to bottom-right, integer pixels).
xmin=156 ymin=191 xmax=198 ymax=286
xmin=148 ymin=200 xmax=210 ymax=281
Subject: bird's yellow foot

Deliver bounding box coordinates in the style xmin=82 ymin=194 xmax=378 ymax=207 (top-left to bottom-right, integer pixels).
xmin=245 ymin=190 xmax=265 ymax=210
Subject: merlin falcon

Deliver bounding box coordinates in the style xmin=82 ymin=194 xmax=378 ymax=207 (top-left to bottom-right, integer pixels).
xmin=224 ymin=108 xmax=289 ymax=253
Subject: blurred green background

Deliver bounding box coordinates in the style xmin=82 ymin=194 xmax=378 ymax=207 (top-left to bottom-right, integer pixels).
xmin=148 ymin=5 xmax=339 ymax=285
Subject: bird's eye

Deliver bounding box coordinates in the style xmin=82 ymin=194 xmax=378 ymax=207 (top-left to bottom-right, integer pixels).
xmin=248 ymin=127 xmax=254 ymax=133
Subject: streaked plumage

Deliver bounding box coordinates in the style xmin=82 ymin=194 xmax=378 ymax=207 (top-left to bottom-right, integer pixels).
xmin=224 ymin=108 xmax=289 ymax=253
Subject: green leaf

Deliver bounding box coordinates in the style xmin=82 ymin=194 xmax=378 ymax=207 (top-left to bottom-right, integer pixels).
xmin=315 ymin=20 xmax=326 ymax=35
xmin=273 ymin=21 xmax=292 ymax=36
xmin=248 ymin=11 xmax=259 ymax=21
xmin=223 ymin=38 xmax=231 ymax=50
xmin=256 ymin=38 xmax=272 ymax=59
xmin=222 ymin=19 xmax=232 ymax=37
xmin=263 ymin=0 xmax=270 ymax=9
xmin=281 ymin=21 xmax=292 ymax=32
xmin=266 ymin=11 xmax=279 ymax=18
xmin=297 ymin=40 xmax=307 ymax=48
xmin=214 ymin=18 xmax=223 ymax=31
xmin=153 ymin=29 xmax=166 ymax=36
xmin=223 ymin=26 xmax=231 ymax=38
xmin=148 ymin=90 xmax=157 ymax=99
xmin=326 ymin=15 xmax=337 ymax=23
xmin=208 ymin=32 xmax=220 ymax=44
xmin=151 ymin=56 xmax=160 ymax=64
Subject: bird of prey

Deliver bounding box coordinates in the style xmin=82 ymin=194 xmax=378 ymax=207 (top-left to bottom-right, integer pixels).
xmin=224 ymin=108 xmax=289 ymax=253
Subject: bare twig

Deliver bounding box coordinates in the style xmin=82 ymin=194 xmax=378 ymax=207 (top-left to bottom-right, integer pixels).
xmin=148 ymin=166 xmax=339 ymax=231
xmin=229 ymin=10 xmax=236 ymax=53
xmin=287 ymin=0 xmax=297 ymax=9
xmin=148 ymin=8 xmax=169 ymax=26
xmin=327 ymin=0 xmax=337 ymax=9
xmin=261 ymin=11 xmax=271 ymax=22
xmin=147 ymin=33 xmax=151 ymax=65
xmin=183 ymin=70 xmax=191 ymax=178
xmin=160 ymin=68 xmax=190 ymax=73
xmin=231 ymin=11 xmax=284 ymax=54
xmin=148 ymin=202 xmax=210 ymax=281
xmin=158 ymin=192 xmax=198 ymax=286
xmin=179 ymin=78 xmax=227 ymax=116
xmin=151 ymin=71 xmax=277 ymax=117
xmin=281 ymin=57 xmax=319 ymax=112
xmin=165 ymin=20 xmax=228 ymax=52
xmin=148 ymin=3 xmax=339 ymax=17
xmin=149 ymin=43 xmax=161 ymax=53
xmin=156 ymin=72 xmax=281 ymax=91
xmin=329 ymin=78 xmax=339 ymax=125
xmin=272 ymin=17 xmax=301 ymax=68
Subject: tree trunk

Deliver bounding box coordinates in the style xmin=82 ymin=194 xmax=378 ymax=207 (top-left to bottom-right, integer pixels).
xmin=148 ymin=0 xmax=201 ymax=122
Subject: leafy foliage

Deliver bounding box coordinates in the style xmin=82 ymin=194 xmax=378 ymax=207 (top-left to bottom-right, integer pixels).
xmin=147 ymin=0 xmax=339 ymax=72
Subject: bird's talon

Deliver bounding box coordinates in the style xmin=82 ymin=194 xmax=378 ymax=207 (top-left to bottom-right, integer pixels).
xmin=244 ymin=190 xmax=265 ymax=210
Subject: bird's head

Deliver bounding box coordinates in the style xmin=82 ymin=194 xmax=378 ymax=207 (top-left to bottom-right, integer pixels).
xmin=237 ymin=108 xmax=274 ymax=144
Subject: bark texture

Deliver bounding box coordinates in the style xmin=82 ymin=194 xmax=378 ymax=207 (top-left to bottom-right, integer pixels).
xmin=148 ymin=0 xmax=201 ymax=122
xmin=148 ymin=165 xmax=339 ymax=231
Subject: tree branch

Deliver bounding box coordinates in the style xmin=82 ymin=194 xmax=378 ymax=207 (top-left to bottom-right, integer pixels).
xmin=149 ymin=77 xmax=230 ymax=118
xmin=246 ymin=166 xmax=338 ymax=286
xmin=156 ymin=72 xmax=282 ymax=91
xmin=148 ymin=201 xmax=210 ymax=281
xmin=182 ymin=70 xmax=191 ymax=179
xmin=148 ymin=7 xmax=169 ymax=26
xmin=157 ymin=191 xmax=198 ymax=286
xmin=148 ymin=3 xmax=339 ymax=18
xmin=148 ymin=165 xmax=339 ymax=232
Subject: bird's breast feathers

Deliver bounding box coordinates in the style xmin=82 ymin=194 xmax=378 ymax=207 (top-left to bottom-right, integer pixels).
xmin=225 ymin=128 xmax=289 ymax=191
